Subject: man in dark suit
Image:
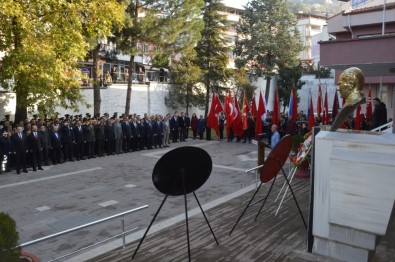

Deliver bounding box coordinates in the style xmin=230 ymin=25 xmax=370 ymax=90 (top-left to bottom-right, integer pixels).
xmin=170 ymin=111 xmax=179 ymax=143
xmin=145 ymin=118 xmax=154 ymax=149
xmin=121 ymin=117 xmax=131 ymax=152
xmin=39 ymin=124 xmax=51 ymax=166
xmin=49 ymin=125 xmax=62 ymax=164
xmin=130 ymin=117 xmax=140 ymax=151
xmin=60 ymin=121 xmax=75 ymax=162
xmin=105 ymin=119 xmax=115 ymax=155
xmin=153 ymin=116 xmax=163 ymax=148
xmin=178 ymin=112 xmax=186 ymax=142
xmin=184 ymin=113 xmax=191 ymax=139
xmin=73 ymin=120 xmax=86 ymax=160
xmin=11 ymin=125 xmax=28 ymax=174
xmin=27 ymin=124 xmax=43 ymax=171
xmin=138 ymin=119 xmax=146 ymax=150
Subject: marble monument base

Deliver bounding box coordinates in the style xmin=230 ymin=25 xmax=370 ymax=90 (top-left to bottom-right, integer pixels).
xmin=312 ymin=130 xmax=395 ymax=262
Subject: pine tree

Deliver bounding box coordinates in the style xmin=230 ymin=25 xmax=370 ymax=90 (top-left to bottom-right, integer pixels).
xmin=277 ymin=64 xmax=304 ymax=112
xmin=166 ymin=51 xmax=205 ymax=114
xmin=195 ymin=0 xmax=233 ymax=117
xmin=236 ymin=0 xmax=302 ymax=102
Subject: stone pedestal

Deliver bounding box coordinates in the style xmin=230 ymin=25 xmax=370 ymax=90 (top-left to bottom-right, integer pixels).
xmin=313 ymin=130 xmax=395 ymax=262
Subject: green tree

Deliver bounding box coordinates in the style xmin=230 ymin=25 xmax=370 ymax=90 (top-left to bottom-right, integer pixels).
xmin=195 ymin=0 xmax=233 ymax=117
xmin=166 ymin=52 xmax=205 ymax=114
xmin=0 ymin=0 xmax=125 ymax=122
xmin=114 ymin=0 xmax=204 ymax=116
xmin=236 ymin=0 xmax=302 ymax=102
xmin=234 ymin=58 xmax=256 ymax=102
xmin=277 ymin=63 xmax=304 ymax=112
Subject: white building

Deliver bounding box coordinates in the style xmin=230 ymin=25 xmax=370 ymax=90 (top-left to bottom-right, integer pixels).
xmin=296 ymin=13 xmax=328 ymax=69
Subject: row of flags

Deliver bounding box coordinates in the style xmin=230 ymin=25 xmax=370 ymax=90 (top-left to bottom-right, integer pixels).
xmin=309 ymin=85 xmax=373 ymax=130
xmin=207 ymin=91 xmax=269 ymax=139
xmin=207 ymin=85 xmax=374 ymax=136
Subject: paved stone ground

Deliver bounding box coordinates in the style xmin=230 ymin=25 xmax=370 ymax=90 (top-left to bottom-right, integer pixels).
xmin=0 ymin=138 xmax=268 ymax=261
xmin=2 ymin=137 xmax=394 ymax=262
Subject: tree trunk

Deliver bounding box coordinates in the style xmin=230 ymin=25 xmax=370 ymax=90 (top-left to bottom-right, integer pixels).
xmin=12 ymin=17 xmax=27 ymax=123
xmin=15 ymin=87 xmax=27 ymax=123
xmin=265 ymin=76 xmax=271 ymax=102
xmin=125 ymin=53 xmax=135 ymax=116
xmin=125 ymin=0 xmax=139 ymax=116
xmin=93 ymin=44 xmax=101 ymax=116
xmin=204 ymin=70 xmax=210 ymax=118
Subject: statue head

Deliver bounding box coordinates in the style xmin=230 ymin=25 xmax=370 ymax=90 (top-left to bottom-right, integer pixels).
xmin=337 ymin=67 xmax=365 ymax=106
xmin=330 ymin=67 xmax=366 ymax=131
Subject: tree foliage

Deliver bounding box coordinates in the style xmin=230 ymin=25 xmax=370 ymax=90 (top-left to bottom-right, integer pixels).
xmin=277 ymin=63 xmax=304 ymax=111
xmin=166 ymin=52 xmax=205 ymax=113
xmin=114 ymin=0 xmax=204 ymax=115
xmin=0 ymin=0 xmax=125 ymax=121
xmin=236 ymin=0 xmax=302 ymax=101
xmin=195 ymin=0 xmax=233 ymax=117
xmin=233 ymin=58 xmax=256 ymax=102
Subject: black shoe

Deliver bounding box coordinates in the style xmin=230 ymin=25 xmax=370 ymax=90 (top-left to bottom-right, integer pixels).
xmin=33 ymin=169 xmax=37 ymax=172
xmin=23 ymin=170 xmax=28 ymax=173
xmin=16 ymin=171 xmax=20 ymax=175
xmin=38 ymin=167 xmax=44 ymax=170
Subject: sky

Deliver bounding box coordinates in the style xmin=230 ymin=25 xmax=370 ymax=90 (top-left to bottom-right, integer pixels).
xmin=222 ymin=0 xmax=249 ymax=9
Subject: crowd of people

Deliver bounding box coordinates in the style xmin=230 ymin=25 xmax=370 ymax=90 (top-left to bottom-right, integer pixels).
xmin=0 ymin=97 xmax=390 ymax=175
xmin=0 ymin=112 xmax=199 ymax=175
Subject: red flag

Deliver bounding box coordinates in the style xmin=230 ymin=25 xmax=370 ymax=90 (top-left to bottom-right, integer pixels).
xmin=251 ymin=95 xmax=257 ymax=117
xmin=291 ymin=86 xmax=298 ymax=121
xmin=242 ymin=94 xmax=250 ymax=130
xmin=323 ymin=87 xmax=329 ymax=124
xmin=355 ymin=104 xmax=361 ymax=130
xmin=255 ymin=91 xmax=266 ymax=139
xmin=308 ymin=93 xmax=315 ymax=130
xmin=317 ymin=84 xmax=322 ymax=119
xmin=225 ymin=92 xmax=234 ymax=132
xmin=366 ymin=87 xmax=372 ymax=121
xmin=332 ymin=90 xmax=339 ymax=119
xmin=233 ymin=97 xmax=243 ymax=137
xmin=272 ymin=87 xmax=279 ymax=126
xmin=207 ymin=93 xmax=224 ymax=135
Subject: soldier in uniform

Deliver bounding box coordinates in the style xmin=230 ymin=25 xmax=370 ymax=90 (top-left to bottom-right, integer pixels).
xmin=85 ymin=119 xmax=96 ymax=159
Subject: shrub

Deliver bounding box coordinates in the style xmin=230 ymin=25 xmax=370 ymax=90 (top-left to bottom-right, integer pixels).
xmin=0 ymin=212 xmax=21 ymax=262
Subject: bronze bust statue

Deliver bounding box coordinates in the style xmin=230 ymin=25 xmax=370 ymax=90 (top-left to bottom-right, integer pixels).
xmin=330 ymin=67 xmax=366 ymax=131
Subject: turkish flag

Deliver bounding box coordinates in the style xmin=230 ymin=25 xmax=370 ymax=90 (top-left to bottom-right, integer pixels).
xmin=272 ymin=87 xmax=280 ymax=126
xmin=233 ymin=97 xmax=243 ymax=137
xmin=225 ymin=92 xmax=235 ymax=132
xmin=255 ymin=91 xmax=266 ymax=139
xmin=242 ymin=94 xmax=250 ymax=130
xmin=207 ymin=92 xmax=224 ymax=135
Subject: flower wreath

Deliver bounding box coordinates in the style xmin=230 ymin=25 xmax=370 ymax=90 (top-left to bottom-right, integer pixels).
xmin=291 ymin=131 xmax=313 ymax=168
